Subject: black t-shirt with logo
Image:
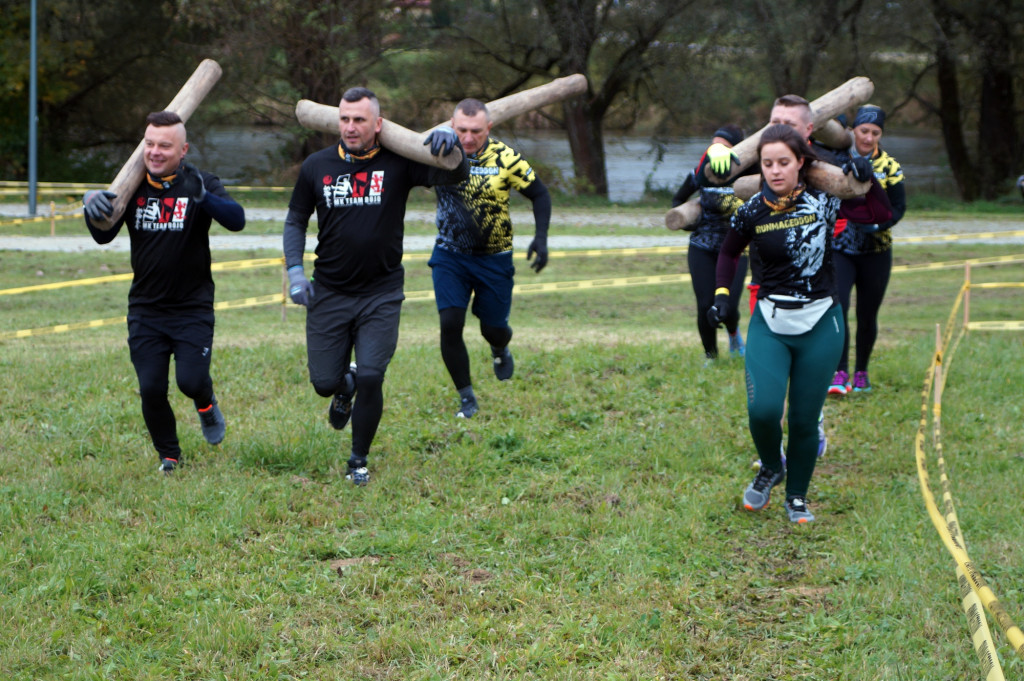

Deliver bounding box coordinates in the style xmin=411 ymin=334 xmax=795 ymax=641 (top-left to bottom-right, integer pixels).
xmin=87 ymin=172 xmax=244 ymax=316
xmin=289 ymin=145 xmax=468 ymax=296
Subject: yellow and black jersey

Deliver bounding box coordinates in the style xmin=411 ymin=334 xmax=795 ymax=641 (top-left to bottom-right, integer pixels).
xmin=435 ymin=138 xmax=536 ymax=255
xmin=833 ymin=148 xmax=906 ymax=255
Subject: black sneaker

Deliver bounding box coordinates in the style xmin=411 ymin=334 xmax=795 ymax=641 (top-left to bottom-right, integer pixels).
xmin=492 ymin=347 xmax=514 ymax=381
xmin=345 ymin=457 xmax=369 ymax=486
xmin=158 ymin=457 xmax=178 ymax=475
xmin=743 ymin=466 xmax=785 ymax=511
xmin=328 ymin=366 xmax=357 ymax=430
xmin=456 ymin=396 xmax=479 ymax=419
xmin=197 ymin=398 xmax=225 ymax=445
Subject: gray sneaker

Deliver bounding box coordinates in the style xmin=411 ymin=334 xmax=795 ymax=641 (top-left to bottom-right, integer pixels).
xmin=197 ymin=399 xmax=225 ymax=445
xmin=785 ymin=495 xmax=815 ymax=523
xmin=743 ymin=466 xmax=785 ymax=511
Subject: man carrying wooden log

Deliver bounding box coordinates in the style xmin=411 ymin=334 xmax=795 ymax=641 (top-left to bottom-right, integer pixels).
xmin=283 ymin=87 xmax=469 ymax=486
xmin=83 ymin=110 xmax=246 ymax=475
xmin=428 ymin=98 xmax=552 ymax=419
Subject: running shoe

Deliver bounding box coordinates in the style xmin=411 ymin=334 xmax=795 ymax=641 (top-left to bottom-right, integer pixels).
xmin=493 ymin=347 xmax=514 ymax=381
xmin=828 ymin=370 xmax=850 ymax=396
xmin=817 ymin=410 xmax=827 ymax=459
xmin=456 ymin=396 xmax=479 ymax=419
xmin=328 ymin=365 xmax=357 ymax=430
xmin=743 ymin=466 xmax=785 ymax=511
xmin=346 ymin=457 xmax=369 ymax=486
xmin=852 ymin=370 xmax=872 ymax=393
xmin=728 ymin=331 xmax=745 ymax=358
xmin=785 ymin=495 xmax=815 ymax=523
xmin=158 ymin=457 xmax=178 ymax=475
xmin=197 ymin=399 xmax=225 ymax=445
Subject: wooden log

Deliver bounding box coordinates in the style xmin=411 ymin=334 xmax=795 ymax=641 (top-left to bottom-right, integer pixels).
xmin=294 ymin=75 xmax=589 ymax=170
xmin=730 ymin=163 xmax=868 ymax=201
xmin=811 ymin=119 xmax=852 ymax=151
xmin=91 ymin=59 xmax=223 ymax=231
xmin=292 ymin=101 xmax=464 ymax=170
xmin=664 ymin=76 xmax=873 ymax=230
xmin=665 ymin=200 xmax=703 ymax=231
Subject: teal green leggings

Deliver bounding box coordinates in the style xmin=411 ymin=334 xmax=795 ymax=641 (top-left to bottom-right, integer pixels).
xmin=745 ymin=302 xmax=844 ymax=498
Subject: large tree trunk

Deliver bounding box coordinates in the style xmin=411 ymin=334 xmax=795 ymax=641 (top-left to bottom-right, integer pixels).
xmin=562 ymin=95 xmax=607 ymax=196
xmin=932 ymin=9 xmax=978 ymax=200
xmin=976 ymin=0 xmax=1018 ymax=199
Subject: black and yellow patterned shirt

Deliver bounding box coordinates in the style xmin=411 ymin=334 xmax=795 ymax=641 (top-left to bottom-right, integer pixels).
xmin=833 ymin=148 xmax=905 ymax=255
xmin=435 ymin=138 xmax=537 ymax=255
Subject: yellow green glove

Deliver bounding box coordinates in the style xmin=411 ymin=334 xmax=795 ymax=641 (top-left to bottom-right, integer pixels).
xmin=706 ymin=143 xmax=738 ymax=177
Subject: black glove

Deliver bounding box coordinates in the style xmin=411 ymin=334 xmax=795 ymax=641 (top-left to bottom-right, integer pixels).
xmin=83 ymin=190 xmax=117 ymax=222
xmin=707 ymin=292 xmax=730 ymax=328
xmin=843 ymin=156 xmax=873 ymax=183
xmin=178 ymin=162 xmax=207 ymax=202
xmin=424 ymin=126 xmax=459 ymax=157
xmin=527 ymin=236 xmax=548 ymax=273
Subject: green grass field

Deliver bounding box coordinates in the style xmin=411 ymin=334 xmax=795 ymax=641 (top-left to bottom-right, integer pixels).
xmin=1 ymin=233 xmax=1023 ymax=679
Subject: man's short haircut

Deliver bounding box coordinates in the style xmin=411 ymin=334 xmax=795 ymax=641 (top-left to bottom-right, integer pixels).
xmin=341 ymin=87 xmax=380 ymax=118
xmin=146 ymin=111 xmax=184 ymax=127
xmin=773 ymin=94 xmax=810 ymax=110
xmin=454 ymin=98 xmax=490 ymax=120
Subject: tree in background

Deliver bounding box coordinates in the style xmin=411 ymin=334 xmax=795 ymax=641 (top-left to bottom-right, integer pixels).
xmin=0 ymin=0 xmax=199 ymax=179
xmin=897 ymin=0 xmax=1023 ymax=200
xmin=420 ymin=0 xmax=698 ymax=197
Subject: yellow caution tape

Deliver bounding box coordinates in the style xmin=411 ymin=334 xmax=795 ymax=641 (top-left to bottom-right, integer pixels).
xmin=894 ymin=230 xmax=1024 ymax=243
xmin=2 ymin=273 xmax=693 ymax=339
xmin=914 ymin=277 xmax=1024 ymax=674
xmin=966 ymin=321 xmax=1024 ymax=331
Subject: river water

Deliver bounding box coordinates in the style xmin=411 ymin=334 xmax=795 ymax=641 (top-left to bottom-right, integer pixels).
xmin=189 ymin=126 xmax=952 ymax=203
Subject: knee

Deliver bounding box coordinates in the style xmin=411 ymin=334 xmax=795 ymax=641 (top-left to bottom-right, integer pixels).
xmin=748 ymin=402 xmax=784 ymax=432
xmin=439 ymin=307 xmax=466 ymax=339
xmin=355 ymin=368 xmax=384 ymax=392
xmin=310 ymin=377 xmax=336 ymax=398
xmin=137 ymin=374 xmax=169 ymax=404
xmin=176 ymin=372 xmax=209 ymax=399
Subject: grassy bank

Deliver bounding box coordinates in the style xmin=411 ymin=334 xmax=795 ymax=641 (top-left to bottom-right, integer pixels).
xmin=1 ymin=241 xmax=1023 ymax=679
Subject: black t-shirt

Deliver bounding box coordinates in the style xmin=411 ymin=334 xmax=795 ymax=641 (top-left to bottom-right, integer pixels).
xmin=289 ymin=145 xmax=467 ymax=295
xmin=88 ymin=173 xmax=243 ymax=315
xmin=730 ymin=186 xmax=841 ymax=302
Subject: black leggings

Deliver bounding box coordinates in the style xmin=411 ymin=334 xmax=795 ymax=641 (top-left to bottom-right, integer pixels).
xmin=833 ymin=249 xmax=892 ymax=374
xmin=439 ymin=306 xmax=512 ymax=390
xmin=128 ymin=315 xmax=215 ymax=460
xmin=688 ymin=247 xmax=748 ymax=357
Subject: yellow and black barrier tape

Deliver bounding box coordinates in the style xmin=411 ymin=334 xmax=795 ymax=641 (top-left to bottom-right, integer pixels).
xmin=2 ymin=246 xmax=1021 ymax=299
xmin=2 ymin=273 xmax=693 ymax=340
xmin=894 ymin=229 xmax=1024 ymax=244
xmin=0 ymin=211 xmax=82 ymax=227
xmin=914 ymin=278 xmax=1024 ymax=675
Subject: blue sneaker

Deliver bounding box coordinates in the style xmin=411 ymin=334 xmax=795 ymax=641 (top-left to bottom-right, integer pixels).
xmin=852 ymin=371 xmax=872 ymax=393
xmin=492 ymin=347 xmax=514 ymax=381
xmin=728 ymin=331 xmax=745 ymax=358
